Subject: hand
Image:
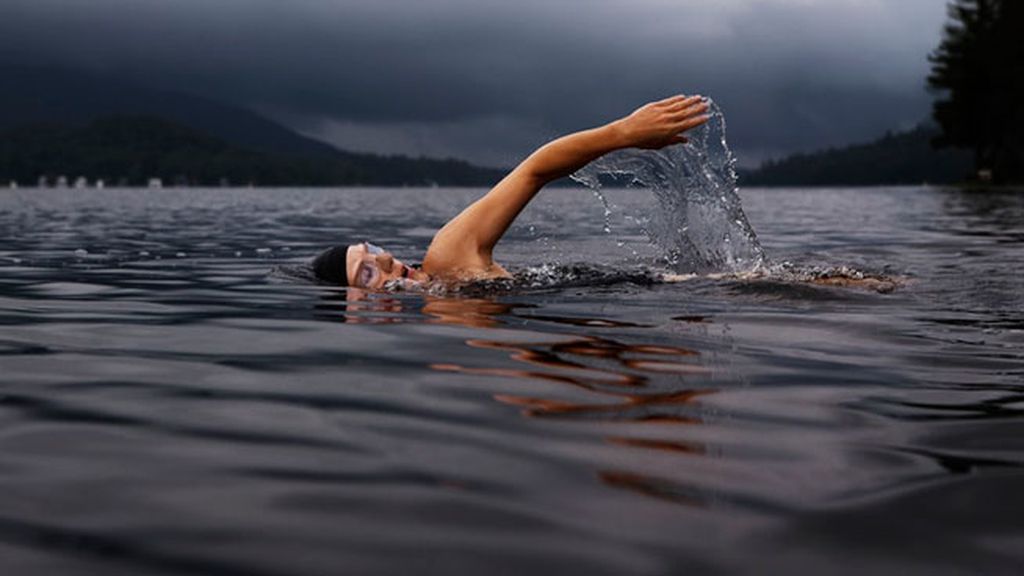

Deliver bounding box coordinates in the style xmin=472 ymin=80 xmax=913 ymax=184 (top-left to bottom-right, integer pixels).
xmin=612 ymin=95 xmax=710 ymax=150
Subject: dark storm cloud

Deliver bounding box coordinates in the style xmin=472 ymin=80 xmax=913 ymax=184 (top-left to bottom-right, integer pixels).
xmin=0 ymin=0 xmax=948 ymax=166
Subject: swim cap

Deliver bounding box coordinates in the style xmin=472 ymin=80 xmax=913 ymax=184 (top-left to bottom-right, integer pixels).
xmin=311 ymin=245 xmax=349 ymax=286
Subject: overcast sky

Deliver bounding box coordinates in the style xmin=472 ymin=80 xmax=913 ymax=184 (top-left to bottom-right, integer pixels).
xmin=0 ymin=0 xmax=949 ymax=167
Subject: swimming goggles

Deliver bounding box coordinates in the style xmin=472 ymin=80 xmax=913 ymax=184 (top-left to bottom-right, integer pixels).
xmin=351 ymin=242 xmax=382 ymax=287
xmin=353 ymin=242 xmax=411 ymax=287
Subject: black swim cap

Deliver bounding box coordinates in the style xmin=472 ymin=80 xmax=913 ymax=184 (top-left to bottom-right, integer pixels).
xmin=311 ymin=245 xmax=349 ymax=286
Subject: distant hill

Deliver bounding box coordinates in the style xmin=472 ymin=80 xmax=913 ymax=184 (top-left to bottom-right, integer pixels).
xmin=0 ymin=67 xmax=506 ymax=186
xmin=0 ymin=115 xmax=505 ymax=187
xmin=0 ymin=67 xmax=343 ymax=159
xmin=742 ymin=125 xmax=974 ymax=187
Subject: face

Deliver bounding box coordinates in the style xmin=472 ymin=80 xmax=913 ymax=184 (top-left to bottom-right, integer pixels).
xmin=345 ymin=242 xmax=420 ymax=289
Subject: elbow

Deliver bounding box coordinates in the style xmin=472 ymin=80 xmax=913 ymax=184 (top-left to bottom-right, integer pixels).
xmin=517 ymin=152 xmax=563 ymax=187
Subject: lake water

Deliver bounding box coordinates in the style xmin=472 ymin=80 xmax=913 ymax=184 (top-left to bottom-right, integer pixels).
xmin=0 ymin=186 xmax=1022 ymax=575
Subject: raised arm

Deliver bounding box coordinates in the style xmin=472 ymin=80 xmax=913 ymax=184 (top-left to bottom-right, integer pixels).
xmin=421 ymin=94 xmax=710 ymax=280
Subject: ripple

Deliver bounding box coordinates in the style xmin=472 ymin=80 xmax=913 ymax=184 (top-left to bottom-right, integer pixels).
xmin=0 ymin=187 xmax=1020 ymax=574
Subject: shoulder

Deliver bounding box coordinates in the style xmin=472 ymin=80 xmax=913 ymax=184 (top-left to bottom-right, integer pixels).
xmin=421 ymin=247 xmax=510 ymax=282
xmin=420 ymin=212 xmax=493 ymax=278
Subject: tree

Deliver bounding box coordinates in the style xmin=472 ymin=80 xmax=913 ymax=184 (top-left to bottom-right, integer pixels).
xmin=928 ymin=0 xmax=1024 ymax=183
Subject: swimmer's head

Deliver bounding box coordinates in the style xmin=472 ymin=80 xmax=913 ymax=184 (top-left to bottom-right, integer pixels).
xmin=311 ymin=246 xmax=349 ymax=286
xmin=312 ymin=242 xmax=422 ymax=289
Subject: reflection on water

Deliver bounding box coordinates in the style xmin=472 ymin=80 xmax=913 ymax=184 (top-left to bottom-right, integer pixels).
xmin=940 ymin=188 xmax=1024 ymax=235
xmin=427 ymin=296 xmax=723 ymax=508
xmin=598 ymin=470 xmax=706 ymax=507
xmin=421 ymin=296 xmax=526 ymax=329
xmin=337 ymin=290 xmax=720 ymax=506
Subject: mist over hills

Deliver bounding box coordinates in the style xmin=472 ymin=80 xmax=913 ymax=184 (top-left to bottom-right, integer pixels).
xmin=741 ymin=126 xmax=974 ymax=187
xmin=0 ymin=68 xmax=506 ymax=186
xmin=0 ymin=68 xmax=341 ymax=159
xmin=2 ymin=68 xmax=979 ymax=188
xmin=2 ymin=115 xmax=512 ymax=187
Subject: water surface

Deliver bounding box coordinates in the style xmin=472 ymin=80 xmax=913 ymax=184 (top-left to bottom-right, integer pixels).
xmin=0 ymin=186 xmax=1022 ymax=575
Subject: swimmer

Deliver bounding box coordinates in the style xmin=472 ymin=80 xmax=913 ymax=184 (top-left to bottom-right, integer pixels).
xmin=312 ymin=94 xmax=711 ymax=288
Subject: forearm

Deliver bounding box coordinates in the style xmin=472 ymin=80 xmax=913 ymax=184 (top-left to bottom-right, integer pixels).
xmin=515 ymin=93 xmax=708 ymax=185
xmin=517 ymin=122 xmax=628 ymax=185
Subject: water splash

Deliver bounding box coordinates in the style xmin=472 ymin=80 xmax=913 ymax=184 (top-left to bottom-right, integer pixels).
xmin=572 ymin=100 xmax=766 ymax=274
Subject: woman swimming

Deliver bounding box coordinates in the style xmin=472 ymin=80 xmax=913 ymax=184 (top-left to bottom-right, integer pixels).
xmin=312 ymin=94 xmax=711 ymax=289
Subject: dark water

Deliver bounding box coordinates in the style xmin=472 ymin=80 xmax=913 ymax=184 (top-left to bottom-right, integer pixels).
xmin=0 ymin=186 xmax=1022 ymax=575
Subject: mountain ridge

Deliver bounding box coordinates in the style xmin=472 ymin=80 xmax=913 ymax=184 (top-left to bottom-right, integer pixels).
xmin=0 ymin=67 xmax=507 ymax=186
xmin=0 ymin=67 xmax=346 ymax=160
xmin=1 ymin=114 xmax=506 ymax=187
xmin=741 ymin=125 xmax=974 ymax=187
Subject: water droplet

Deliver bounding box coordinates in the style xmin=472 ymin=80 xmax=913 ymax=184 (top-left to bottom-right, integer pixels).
xmin=73 ymin=248 xmax=88 ymax=257
xmin=570 ymin=98 xmax=765 ymax=274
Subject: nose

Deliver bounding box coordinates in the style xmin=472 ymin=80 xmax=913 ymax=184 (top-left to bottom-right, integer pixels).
xmin=375 ymin=252 xmax=394 ymax=273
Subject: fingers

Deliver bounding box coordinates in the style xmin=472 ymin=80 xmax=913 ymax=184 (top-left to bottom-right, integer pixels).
xmin=655 ymin=94 xmax=689 ymax=106
xmin=665 ymin=94 xmax=704 ymax=109
xmin=670 ymin=135 xmax=689 ymax=145
xmin=673 ymin=113 xmax=711 ymax=133
xmin=666 ymin=98 xmax=709 ymax=120
xmin=660 ymin=94 xmax=704 ymax=110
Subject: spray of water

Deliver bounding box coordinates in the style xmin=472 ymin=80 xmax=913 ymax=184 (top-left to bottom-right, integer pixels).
xmin=571 ymin=100 xmax=766 ymax=274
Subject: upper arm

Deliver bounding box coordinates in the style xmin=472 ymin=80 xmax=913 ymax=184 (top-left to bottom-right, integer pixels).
xmin=421 ymin=167 xmax=544 ymax=277
xmin=455 ymin=167 xmax=545 ymax=253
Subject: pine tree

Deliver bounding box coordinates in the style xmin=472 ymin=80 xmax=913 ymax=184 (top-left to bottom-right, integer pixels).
xmin=928 ymin=0 xmax=1024 ymax=183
